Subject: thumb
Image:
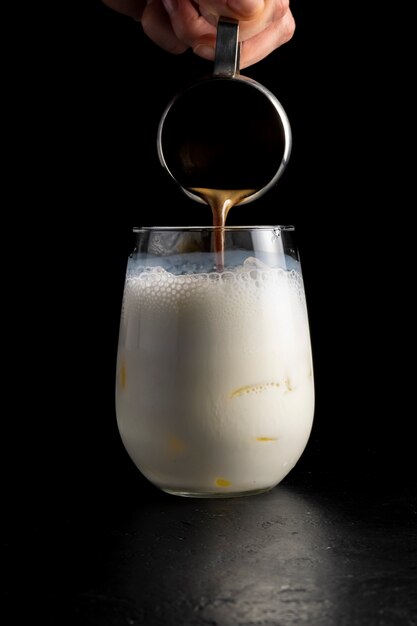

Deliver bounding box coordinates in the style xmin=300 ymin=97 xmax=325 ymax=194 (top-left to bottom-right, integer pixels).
xmin=199 ymin=0 xmax=264 ymax=21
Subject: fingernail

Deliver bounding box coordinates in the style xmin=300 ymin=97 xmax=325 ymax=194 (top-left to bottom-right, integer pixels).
xmin=193 ymin=45 xmax=215 ymax=61
xmin=162 ymin=0 xmax=177 ymax=15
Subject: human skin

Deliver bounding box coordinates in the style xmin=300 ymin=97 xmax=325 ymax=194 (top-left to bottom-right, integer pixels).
xmin=102 ymin=0 xmax=295 ymax=68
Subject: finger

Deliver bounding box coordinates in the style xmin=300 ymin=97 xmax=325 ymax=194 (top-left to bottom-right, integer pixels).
xmin=162 ymin=0 xmax=217 ymax=54
xmin=236 ymin=0 xmax=290 ymax=41
xmin=199 ymin=0 xmax=290 ymax=41
xmin=239 ymin=9 xmax=295 ymax=68
xmin=102 ymin=0 xmax=146 ymax=21
xmin=197 ymin=0 xmax=289 ymax=29
xmin=141 ymin=0 xmax=188 ymax=54
xmin=199 ymin=0 xmax=264 ymax=21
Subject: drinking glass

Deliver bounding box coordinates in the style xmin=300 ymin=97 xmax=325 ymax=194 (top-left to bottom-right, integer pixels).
xmin=116 ymin=227 xmax=314 ymax=497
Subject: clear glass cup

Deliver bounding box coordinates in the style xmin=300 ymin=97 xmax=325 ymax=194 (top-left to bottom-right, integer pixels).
xmin=116 ymin=227 xmax=314 ymax=498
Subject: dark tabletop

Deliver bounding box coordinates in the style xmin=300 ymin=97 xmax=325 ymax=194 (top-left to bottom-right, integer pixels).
xmin=6 ymin=456 xmax=416 ymax=626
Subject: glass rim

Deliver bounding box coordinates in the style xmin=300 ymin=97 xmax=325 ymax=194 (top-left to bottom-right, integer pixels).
xmin=133 ymin=225 xmax=295 ymax=233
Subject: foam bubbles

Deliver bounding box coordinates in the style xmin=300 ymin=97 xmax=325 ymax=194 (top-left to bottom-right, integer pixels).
xmin=123 ymin=257 xmax=306 ymax=314
xmin=121 ymin=259 xmax=308 ymax=337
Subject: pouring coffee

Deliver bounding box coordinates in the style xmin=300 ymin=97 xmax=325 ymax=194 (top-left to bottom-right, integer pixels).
xmin=157 ymin=17 xmax=292 ymax=268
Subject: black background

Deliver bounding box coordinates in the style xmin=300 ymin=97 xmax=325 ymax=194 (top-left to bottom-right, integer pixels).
xmin=5 ymin=4 xmax=416 ymax=625
xmin=12 ymin=0 xmax=413 ymax=511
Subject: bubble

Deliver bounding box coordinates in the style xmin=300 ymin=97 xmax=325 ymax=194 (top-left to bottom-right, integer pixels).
xmin=121 ymin=261 xmax=306 ymax=325
xmin=243 ymin=257 xmax=271 ymax=271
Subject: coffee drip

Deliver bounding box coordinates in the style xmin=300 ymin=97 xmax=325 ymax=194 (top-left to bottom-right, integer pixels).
xmin=190 ymin=188 xmax=256 ymax=270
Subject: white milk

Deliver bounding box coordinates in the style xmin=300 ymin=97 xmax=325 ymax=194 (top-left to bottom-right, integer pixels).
xmin=116 ymin=258 xmax=314 ymax=496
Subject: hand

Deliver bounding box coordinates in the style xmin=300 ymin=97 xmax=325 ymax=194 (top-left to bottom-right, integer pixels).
xmin=102 ymin=0 xmax=295 ymax=68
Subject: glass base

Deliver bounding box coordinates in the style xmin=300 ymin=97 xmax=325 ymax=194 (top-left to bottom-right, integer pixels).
xmin=161 ymin=486 xmax=275 ymax=498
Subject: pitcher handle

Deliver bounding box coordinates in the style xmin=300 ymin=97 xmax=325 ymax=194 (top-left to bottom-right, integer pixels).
xmin=213 ymin=17 xmax=240 ymax=78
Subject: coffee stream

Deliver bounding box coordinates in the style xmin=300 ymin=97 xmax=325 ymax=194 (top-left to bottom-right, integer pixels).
xmin=160 ymin=80 xmax=286 ymax=270
xmin=190 ymin=188 xmax=256 ymax=271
